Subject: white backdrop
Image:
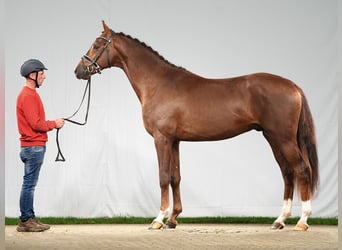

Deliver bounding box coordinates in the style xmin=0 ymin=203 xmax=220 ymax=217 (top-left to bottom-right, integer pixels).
xmin=5 ymin=0 xmax=338 ymax=219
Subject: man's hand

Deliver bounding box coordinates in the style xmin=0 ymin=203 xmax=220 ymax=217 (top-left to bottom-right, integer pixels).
xmin=55 ymin=118 xmax=65 ymax=129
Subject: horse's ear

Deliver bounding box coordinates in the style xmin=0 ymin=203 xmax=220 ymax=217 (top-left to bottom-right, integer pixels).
xmin=102 ymin=20 xmax=110 ymax=33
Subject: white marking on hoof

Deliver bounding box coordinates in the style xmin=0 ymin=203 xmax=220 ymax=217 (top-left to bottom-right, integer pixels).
xmin=296 ymin=200 xmax=312 ymax=230
xmin=149 ymin=208 xmax=170 ymax=230
xmin=273 ymin=199 xmax=292 ymax=229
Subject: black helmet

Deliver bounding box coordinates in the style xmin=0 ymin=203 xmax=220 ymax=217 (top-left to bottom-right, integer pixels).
xmin=20 ymin=59 xmax=48 ymax=77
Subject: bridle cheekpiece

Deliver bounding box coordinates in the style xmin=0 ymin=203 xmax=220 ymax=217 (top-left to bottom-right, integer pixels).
xmin=82 ymin=30 xmax=116 ymax=74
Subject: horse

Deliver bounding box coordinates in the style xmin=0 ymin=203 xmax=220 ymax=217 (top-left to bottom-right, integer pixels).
xmin=74 ymin=21 xmax=319 ymax=231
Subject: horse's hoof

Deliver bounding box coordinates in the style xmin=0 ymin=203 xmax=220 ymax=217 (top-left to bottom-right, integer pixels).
xmin=163 ymin=220 xmax=177 ymax=229
xmin=148 ymin=221 xmax=164 ymax=230
xmin=294 ymin=223 xmax=309 ymax=231
xmin=271 ymin=222 xmax=285 ymax=230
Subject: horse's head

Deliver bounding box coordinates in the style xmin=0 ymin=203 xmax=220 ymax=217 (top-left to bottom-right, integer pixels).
xmin=75 ymin=21 xmax=115 ymax=80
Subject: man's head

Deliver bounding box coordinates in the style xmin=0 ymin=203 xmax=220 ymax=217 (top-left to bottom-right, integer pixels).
xmin=20 ymin=59 xmax=48 ymax=88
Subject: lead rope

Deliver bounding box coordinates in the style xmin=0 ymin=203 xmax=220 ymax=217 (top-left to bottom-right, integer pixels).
xmin=55 ymin=77 xmax=92 ymax=161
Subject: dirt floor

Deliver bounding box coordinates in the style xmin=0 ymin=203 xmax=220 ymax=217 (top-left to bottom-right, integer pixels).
xmin=5 ymin=224 xmax=338 ymax=250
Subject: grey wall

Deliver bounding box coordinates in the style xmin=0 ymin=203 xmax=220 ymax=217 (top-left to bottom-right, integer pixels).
xmin=5 ymin=0 xmax=338 ymax=219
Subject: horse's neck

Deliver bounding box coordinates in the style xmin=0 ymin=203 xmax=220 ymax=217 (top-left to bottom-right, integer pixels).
xmin=114 ymin=35 xmax=171 ymax=104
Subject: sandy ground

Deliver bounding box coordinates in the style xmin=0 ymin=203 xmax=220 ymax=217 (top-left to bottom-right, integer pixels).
xmin=5 ymin=224 xmax=338 ymax=250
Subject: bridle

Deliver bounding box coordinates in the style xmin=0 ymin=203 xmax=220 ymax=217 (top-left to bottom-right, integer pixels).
xmin=82 ymin=30 xmax=116 ymax=74
xmin=55 ymin=30 xmax=116 ymax=162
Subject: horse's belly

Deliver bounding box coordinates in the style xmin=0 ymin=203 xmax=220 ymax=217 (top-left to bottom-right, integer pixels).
xmin=175 ymin=119 xmax=255 ymax=141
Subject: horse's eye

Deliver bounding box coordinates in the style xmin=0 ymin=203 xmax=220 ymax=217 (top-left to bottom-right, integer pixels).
xmin=92 ymin=44 xmax=99 ymax=50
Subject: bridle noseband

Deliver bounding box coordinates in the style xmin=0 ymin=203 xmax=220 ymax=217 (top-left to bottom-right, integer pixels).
xmin=82 ymin=30 xmax=116 ymax=74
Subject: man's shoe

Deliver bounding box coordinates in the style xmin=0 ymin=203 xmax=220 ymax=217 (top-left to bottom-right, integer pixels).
xmin=16 ymin=218 xmax=46 ymax=232
xmin=33 ymin=218 xmax=50 ymax=231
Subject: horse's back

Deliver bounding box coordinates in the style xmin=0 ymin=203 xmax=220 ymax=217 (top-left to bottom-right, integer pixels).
xmin=220 ymin=72 xmax=299 ymax=92
xmin=218 ymin=72 xmax=303 ymax=126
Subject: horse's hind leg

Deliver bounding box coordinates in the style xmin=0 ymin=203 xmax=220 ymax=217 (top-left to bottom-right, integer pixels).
xmin=285 ymin=145 xmax=313 ymax=231
xmin=268 ymin=137 xmax=313 ymax=231
xmin=294 ymin=200 xmax=312 ymax=231
xmin=267 ymin=139 xmax=297 ymax=230
xmin=272 ymin=199 xmax=293 ymax=230
xmin=293 ymin=161 xmax=313 ymax=231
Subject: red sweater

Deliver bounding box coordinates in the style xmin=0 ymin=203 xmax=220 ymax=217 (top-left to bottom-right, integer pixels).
xmin=16 ymin=86 xmax=57 ymax=146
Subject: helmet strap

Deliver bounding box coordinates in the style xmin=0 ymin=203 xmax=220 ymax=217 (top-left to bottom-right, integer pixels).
xmin=27 ymin=72 xmax=39 ymax=88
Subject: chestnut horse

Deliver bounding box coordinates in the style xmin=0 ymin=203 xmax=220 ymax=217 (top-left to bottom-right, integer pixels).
xmin=75 ymin=21 xmax=318 ymax=231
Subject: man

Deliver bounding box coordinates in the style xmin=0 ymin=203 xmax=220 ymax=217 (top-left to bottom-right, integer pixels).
xmin=16 ymin=59 xmax=64 ymax=232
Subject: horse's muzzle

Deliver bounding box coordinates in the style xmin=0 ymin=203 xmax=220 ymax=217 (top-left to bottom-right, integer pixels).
xmin=74 ymin=64 xmax=91 ymax=80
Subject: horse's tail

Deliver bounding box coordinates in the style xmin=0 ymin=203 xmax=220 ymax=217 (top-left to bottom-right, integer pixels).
xmin=297 ymin=91 xmax=319 ymax=198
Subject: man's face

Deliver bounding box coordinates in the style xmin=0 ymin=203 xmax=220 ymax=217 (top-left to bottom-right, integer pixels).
xmin=29 ymin=70 xmax=46 ymax=86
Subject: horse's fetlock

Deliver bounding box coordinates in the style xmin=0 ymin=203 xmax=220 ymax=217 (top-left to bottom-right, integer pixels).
xmin=303 ymin=209 xmax=312 ymax=217
xmin=283 ymin=211 xmax=291 ymax=218
xmin=173 ymin=206 xmax=182 ymax=215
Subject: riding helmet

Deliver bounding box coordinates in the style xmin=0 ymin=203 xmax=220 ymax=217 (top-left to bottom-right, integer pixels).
xmin=20 ymin=59 xmax=48 ymax=77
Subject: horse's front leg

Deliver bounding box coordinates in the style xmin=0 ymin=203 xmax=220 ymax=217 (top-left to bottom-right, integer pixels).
xmin=149 ymin=134 xmax=172 ymax=230
xmin=165 ymin=141 xmax=182 ymax=229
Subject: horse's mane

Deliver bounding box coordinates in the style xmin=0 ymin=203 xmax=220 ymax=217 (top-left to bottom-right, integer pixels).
xmin=118 ymin=32 xmax=186 ymax=71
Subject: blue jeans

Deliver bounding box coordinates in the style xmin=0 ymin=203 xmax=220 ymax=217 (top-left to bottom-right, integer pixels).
xmin=19 ymin=146 xmax=46 ymax=222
